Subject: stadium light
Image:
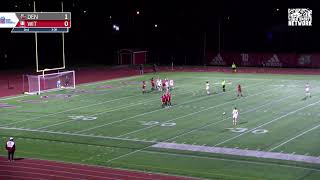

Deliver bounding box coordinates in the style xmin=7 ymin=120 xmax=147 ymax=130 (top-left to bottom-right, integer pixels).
xmin=113 ymin=24 xmax=120 ymax=31
xmin=136 ymin=10 xmax=140 ymax=15
xmin=154 ymin=24 xmax=158 ymax=28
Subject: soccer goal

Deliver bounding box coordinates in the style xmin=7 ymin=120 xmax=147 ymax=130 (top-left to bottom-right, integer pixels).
xmin=23 ymin=70 xmax=75 ymax=95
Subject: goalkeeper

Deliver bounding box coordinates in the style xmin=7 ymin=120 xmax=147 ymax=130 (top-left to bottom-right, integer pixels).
xmin=56 ymin=79 xmax=61 ymax=88
xmin=65 ymin=76 xmax=70 ymax=87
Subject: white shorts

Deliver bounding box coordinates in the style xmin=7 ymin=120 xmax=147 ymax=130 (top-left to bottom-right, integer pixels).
xmin=206 ymin=87 xmax=210 ymax=91
xmin=305 ymin=88 xmax=310 ymax=93
xmin=233 ymin=115 xmax=238 ymax=119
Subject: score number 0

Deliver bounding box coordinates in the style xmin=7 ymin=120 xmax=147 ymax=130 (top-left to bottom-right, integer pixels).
xmin=64 ymin=14 xmax=69 ymax=27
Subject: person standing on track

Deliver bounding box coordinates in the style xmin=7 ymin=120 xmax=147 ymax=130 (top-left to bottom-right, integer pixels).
xmin=5 ymin=137 xmax=16 ymax=162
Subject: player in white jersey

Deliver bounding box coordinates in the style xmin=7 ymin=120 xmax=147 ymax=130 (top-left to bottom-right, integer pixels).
xmin=305 ymin=83 xmax=311 ymax=98
xmin=232 ymin=107 xmax=239 ymax=126
xmin=157 ymin=79 xmax=162 ymax=91
xmin=205 ymin=81 xmax=210 ymax=95
xmin=169 ymin=79 xmax=174 ymax=90
xmin=165 ymin=79 xmax=169 ymax=91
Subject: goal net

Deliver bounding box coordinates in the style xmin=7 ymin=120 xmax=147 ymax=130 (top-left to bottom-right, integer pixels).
xmin=23 ymin=70 xmax=75 ymax=95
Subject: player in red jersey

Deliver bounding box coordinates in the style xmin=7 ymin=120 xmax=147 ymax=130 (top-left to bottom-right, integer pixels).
xmin=150 ymin=78 xmax=155 ymax=90
xmin=237 ymin=84 xmax=243 ymax=97
xmin=162 ymin=79 xmax=166 ymax=91
xmin=161 ymin=93 xmax=167 ymax=108
xmin=166 ymin=91 xmax=172 ymax=106
xmin=142 ymin=81 xmax=146 ymax=93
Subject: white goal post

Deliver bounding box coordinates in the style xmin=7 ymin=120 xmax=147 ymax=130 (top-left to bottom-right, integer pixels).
xmin=23 ymin=70 xmax=75 ymax=95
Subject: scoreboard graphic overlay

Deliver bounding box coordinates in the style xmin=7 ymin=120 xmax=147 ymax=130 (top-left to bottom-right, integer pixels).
xmin=0 ymin=12 xmax=71 ymax=33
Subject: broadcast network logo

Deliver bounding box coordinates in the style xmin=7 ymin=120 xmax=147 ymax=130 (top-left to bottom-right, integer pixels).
xmin=288 ymin=8 xmax=312 ymax=26
xmin=0 ymin=16 xmax=16 ymax=24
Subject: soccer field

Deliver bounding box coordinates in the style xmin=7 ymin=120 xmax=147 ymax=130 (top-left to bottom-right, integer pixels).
xmin=1 ymin=71 xmax=320 ymax=180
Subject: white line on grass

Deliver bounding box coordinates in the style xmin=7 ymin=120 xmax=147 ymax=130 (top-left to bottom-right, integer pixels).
xmin=80 ymin=75 xmax=140 ymax=87
xmin=214 ymin=100 xmax=320 ymax=146
xmin=185 ymin=76 xmax=320 ymax=82
xmin=105 ymin=90 xmax=303 ymax=163
xmin=105 ymin=87 xmax=291 ymax=163
xmin=75 ymin=80 xmax=264 ymax=134
xmin=162 ymin=92 xmax=300 ymax=143
xmin=117 ymin=85 xmax=283 ymax=138
xmin=0 ymin=127 xmax=155 ymax=143
xmin=3 ymin=82 xmax=201 ymax=127
xmin=0 ymin=76 xmax=139 ymax=102
xmin=269 ymin=123 xmax=320 ymax=151
xmin=36 ymin=97 xmax=165 ymax=130
xmin=3 ymin=95 xmax=135 ymax=126
xmin=1 ymin=77 xmax=258 ymax=128
xmin=139 ymin=150 xmax=320 ymax=173
xmin=0 ymin=94 xmax=29 ymax=101
xmin=41 ymin=86 xmax=209 ymax=131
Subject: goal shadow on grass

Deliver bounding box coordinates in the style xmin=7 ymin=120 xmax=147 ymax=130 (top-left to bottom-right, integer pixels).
xmin=239 ymin=121 xmax=248 ymax=125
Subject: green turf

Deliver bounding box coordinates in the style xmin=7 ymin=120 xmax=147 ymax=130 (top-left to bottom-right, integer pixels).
xmin=1 ymin=71 xmax=320 ymax=179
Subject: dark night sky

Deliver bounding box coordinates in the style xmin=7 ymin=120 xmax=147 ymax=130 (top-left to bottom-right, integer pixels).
xmin=0 ymin=0 xmax=319 ymax=68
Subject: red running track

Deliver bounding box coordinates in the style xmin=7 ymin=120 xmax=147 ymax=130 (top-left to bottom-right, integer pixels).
xmin=0 ymin=157 xmax=195 ymax=180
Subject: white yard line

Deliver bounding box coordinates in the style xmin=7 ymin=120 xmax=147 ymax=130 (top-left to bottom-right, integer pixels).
xmin=184 ymin=76 xmax=320 ymax=82
xmin=3 ymin=82 xmax=202 ymax=127
xmin=0 ymin=94 xmax=29 ymax=101
xmin=49 ymin=85 xmax=212 ymax=132
xmin=3 ymin=95 xmax=135 ymax=126
xmin=214 ymin=100 xmax=320 ymax=146
xmin=164 ymin=92 xmax=300 ymax=142
xmin=0 ymin=127 xmax=155 ymax=143
xmin=0 ymin=76 xmax=139 ymax=102
xmin=36 ymin=97 xmax=160 ymax=130
xmin=105 ymin=87 xmax=284 ymax=163
xmin=117 ymin=85 xmax=282 ymax=138
xmin=80 ymin=75 xmax=139 ymax=87
xmin=75 ymin=80 xmax=263 ymax=134
xmin=269 ymin=123 xmax=320 ymax=151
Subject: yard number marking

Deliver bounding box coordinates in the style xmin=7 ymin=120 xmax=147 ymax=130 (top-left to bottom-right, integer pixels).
xmin=69 ymin=115 xmax=97 ymax=121
xmin=227 ymin=128 xmax=268 ymax=134
xmin=140 ymin=121 xmax=176 ymax=127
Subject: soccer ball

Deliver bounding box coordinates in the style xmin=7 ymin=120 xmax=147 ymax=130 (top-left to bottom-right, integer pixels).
xmin=222 ymin=112 xmax=226 ymax=115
